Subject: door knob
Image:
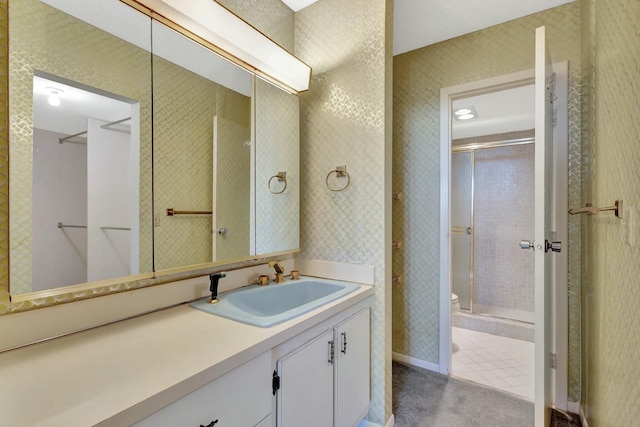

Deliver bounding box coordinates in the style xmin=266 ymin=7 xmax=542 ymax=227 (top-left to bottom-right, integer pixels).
xmin=545 ymin=240 xmax=562 ymax=253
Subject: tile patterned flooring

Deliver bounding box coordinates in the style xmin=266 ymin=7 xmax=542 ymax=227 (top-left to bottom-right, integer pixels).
xmin=451 ymin=326 xmax=535 ymax=400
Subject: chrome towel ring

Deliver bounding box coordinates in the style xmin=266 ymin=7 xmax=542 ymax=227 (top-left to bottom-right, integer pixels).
xmin=268 ymin=171 xmax=287 ymax=194
xmin=326 ymin=165 xmax=350 ymax=192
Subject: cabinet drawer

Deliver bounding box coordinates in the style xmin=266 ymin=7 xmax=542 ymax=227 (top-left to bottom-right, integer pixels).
xmin=135 ymin=352 xmax=271 ymax=427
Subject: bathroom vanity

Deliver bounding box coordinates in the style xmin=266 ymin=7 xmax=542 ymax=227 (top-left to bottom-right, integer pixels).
xmin=0 ymin=279 xmax=373 ymax=426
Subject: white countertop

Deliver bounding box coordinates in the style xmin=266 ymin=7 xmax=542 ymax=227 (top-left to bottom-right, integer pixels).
xmin=0 ymin=283 xmax=374 ymax=426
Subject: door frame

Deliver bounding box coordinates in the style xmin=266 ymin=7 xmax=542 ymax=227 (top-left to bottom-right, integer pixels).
xmin=438 ymin=63 xmax=568 ymax=407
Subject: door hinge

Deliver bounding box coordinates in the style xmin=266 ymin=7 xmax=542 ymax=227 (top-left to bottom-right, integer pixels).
xmin=551 ymin=353 xmax=557 ymax=369
xmin=552 ymin=108 xmax=558 ymax=127
xmin=272 ymin=370 xmax=280 ymax=395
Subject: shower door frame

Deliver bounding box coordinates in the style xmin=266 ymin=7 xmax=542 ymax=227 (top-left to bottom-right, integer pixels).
xmin=439 ymin=63 xmax=569 ymax=409
xmin=452 ymin=136 xmax=536 ymax=321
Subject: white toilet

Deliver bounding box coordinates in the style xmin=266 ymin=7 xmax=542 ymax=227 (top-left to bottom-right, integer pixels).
xmin=451 ymin=293 xmax=460 ymax=314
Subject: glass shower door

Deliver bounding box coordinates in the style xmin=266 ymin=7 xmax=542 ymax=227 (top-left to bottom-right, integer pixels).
xmin=451 ymin=151 xmax=472 ymax=310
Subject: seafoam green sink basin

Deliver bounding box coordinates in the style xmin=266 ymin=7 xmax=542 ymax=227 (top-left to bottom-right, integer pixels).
xmin=190 ymin=276 xmax=360 ymax=327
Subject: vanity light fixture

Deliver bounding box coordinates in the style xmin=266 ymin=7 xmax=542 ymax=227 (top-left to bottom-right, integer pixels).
xmin=46 ymin=87 xmax=64 ymax=107
xmin=453 ymin=106 xmax=478 ymax=120
xmin=130 ymin=0 xmax=311 ymax=94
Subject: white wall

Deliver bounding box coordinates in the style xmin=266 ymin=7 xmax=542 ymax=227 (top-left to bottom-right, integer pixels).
xmin=32 ymin=128 xmax=87 ymax=290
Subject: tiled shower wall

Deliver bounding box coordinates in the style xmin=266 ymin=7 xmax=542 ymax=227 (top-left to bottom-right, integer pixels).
xmin=581 ymin=0 xmax=640 ymax=424
xmin=295 ymin=0 xmax=393 ymax=423
xmin=473 ymin=144 xmax=535 ymax=314
xmin=393 ymin=3 xmax=584 ymax=401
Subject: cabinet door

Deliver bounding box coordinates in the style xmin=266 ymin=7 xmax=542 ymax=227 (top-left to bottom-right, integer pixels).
xmin=335 ymin=308 xmax=370 ymax=427
xmin=134 ymin=352 xmax=271 ymax=427
xmin=277 ymin=329 xmax=334 ymax=427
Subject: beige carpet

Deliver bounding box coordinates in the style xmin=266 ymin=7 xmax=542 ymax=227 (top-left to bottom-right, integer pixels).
xmin=393 ymin=361 xmax=534 ymax=427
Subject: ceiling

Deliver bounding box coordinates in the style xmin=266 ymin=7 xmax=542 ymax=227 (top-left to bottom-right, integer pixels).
xmin=279 ymin=0 xmax=573 ymax=139
xmin=452 ymin=84 xmax=535 ymax=140
xmin=282 ymin=0 xmax=575 ymax=55
xmin=33 ymin=75 xmax=132 ymax=136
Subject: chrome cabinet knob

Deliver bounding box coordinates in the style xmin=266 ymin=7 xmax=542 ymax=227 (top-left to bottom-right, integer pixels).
xmin=217 ymin=227 xmax=229 ymax=235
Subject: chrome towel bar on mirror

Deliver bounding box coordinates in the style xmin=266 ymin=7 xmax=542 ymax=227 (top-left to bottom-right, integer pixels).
xmin=569 ymin=200 xmax=623 ymax=218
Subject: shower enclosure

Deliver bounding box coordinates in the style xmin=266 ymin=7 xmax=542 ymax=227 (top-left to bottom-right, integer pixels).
xmin=451 ymin=137 xmax=535 ymax=324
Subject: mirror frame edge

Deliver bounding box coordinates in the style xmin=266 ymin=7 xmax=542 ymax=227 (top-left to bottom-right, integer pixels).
xmin=6 ymin=249 xmax=299 ymax=313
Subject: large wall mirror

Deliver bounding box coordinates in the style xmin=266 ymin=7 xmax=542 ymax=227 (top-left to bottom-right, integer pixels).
xmin=5 ymin=0 xmax=301 ymax=310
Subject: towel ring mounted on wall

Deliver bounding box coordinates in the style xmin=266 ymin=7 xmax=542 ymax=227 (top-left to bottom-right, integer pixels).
xmin=326 ymin=165 xmax=350 ymax=192
xmin=268 ymin=171 xmax=287 ymax=194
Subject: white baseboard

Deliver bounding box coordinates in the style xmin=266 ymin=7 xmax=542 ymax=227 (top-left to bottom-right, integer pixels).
xmin=579 ymin=403 xmax=589 ymax=427
xmin=566 ymin=401 xmax=589 ymax=427
xmin=357 ymin=414 xmax=394 ymax=427
xmin=392 ymin=352 xmax=440 ymax=373
xmin=385 ymin=414 xmax=395 ymax=427
xmin=567 ymin=401 xmax=580 ymax=414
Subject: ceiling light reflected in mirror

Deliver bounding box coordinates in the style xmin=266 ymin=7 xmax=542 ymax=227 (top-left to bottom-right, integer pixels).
xmin=46 ymin=87 xmax=63 ymax=107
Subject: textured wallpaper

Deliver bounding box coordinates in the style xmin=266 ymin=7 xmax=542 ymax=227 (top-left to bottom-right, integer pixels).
xmin=295 ymin=0 xmax=392 ymax=423
xmin=254 ymin=77 xmax=299 ymax=255
xmin=581 ymin=0 xmax=640 ymax=424
xmin=8 ymin=0 xmax=153 ymax=294
xmin=393 ymin=3 xmax=584 ymax=401
xmin=217 ymin=0 xmax=294 ymax=53
xmin=152 ymin=55 xmax=251 ymax=271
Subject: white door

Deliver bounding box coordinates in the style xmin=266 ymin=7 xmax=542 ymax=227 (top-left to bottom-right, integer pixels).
xmin=212 ymin=115 xmax=251 ymax=262
xmin=277 ymin=329 xmax=334 ymax=427
xmin=531 ymin=26 xmax=558 ymax=427
xmin=86 ymin=117 xmax=132 ymax=282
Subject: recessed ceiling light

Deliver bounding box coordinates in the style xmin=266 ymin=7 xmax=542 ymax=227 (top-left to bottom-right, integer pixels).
xmin=453 ymin=106 xmax=478 ymax=121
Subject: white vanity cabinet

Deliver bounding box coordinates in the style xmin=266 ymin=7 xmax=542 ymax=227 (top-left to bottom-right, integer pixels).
xmin=134 ymin=351 xmax=272 ymax=427
xmin=275 ymin=308 xmax=370 ymax=427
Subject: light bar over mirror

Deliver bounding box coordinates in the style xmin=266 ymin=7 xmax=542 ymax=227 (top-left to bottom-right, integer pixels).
xmin=131 ymin=0 xmax=311 ymax=93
